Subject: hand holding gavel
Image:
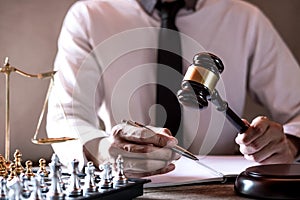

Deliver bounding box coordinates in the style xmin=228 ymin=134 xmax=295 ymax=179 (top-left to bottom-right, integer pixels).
xmin=177 ymin=52 xmax=298 ymax=164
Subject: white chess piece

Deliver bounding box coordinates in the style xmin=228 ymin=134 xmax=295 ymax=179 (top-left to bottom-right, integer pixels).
xmin=83 ymin=161 xmax=98 ymax=195
xmin=66 ymin=159 xmax=82 ymax=197
xmin=46 ymin=154 xmax=65 ymax=200
xmin=114 ymin=155 xmax=128 ymax=187
xmin=99 ymin=162 xmax=113 ymax=189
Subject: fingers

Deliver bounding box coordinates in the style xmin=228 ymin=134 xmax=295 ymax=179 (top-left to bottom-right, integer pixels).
xmin=109 ymin=139 xmax=176 ymax=161
xmin=235 ymin=116 xmax=292 ymax=163
xmin=107 ymin=123 xmax=180 ymax=177
xmin=147 ymin=126 xmax=172 ymax=136
xmin=112 ymin=123 xmax=178 ymax=147
xmin=236 ymin=117 xmax=270 ymax=145
xmin=243 ymin=140 xmax=278 ymax=163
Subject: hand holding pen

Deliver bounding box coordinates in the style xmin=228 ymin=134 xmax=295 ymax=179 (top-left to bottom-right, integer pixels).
xmin=122 ymin=120 xmax=198 ymax=161
xmin=104 ymin=120 xmax=182 ymax=177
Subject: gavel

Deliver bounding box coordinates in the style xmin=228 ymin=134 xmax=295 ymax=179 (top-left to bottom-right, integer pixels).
xmin=177 ymin=52 xmax=249 ymax=133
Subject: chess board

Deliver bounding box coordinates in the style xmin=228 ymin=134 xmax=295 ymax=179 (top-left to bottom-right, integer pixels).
xmin=0 ymin=150 xmax=150 ymax=200
xmin=66 ymin=178 xmax=150 ymax=200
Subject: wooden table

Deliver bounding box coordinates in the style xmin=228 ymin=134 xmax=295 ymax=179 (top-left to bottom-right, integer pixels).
xmin=135 ymin=183 xmax=253 ymax=200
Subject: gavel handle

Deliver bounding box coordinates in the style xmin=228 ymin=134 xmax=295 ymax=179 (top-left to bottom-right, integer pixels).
xmin=226 ymin=107 xmax=249 ymax=133
xmin=210 ymin=89 xmax=249 ymax=133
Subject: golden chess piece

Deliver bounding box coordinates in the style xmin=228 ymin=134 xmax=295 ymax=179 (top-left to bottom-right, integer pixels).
xmin=13 ymin=149 xmax=24 ymax=175
xmin=7 ymin=163 xmax=17 ymax=181
xmin=37 ymin=158 xmax=49 ymax=177
xmin=0 ymin=154 xmax=8 ymax=177
xmin=25 ymin=160 xmax=35 ymax=179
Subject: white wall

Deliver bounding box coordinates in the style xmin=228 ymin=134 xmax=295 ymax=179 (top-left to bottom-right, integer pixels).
xmin=0 ymin=0 xmax=299 ymax=163
xmin=0 ymin=0 xmax=76 ymax=162
xmin=243 ymin=0 xmax=300 ymax=120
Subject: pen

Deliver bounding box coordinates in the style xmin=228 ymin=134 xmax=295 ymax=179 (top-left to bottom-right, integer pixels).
xmin=122 ymin=120 xmax=199 ymax=161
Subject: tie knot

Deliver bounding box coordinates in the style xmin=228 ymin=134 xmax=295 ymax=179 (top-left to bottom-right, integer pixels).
xmin=157 ymin=0 xmax=185 ymax=21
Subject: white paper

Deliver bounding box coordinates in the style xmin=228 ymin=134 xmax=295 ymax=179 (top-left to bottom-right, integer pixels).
xmin=145 ymin=155 xmax=258 ymax=188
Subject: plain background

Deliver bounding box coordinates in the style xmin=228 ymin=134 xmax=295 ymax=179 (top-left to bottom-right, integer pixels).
xmin=0 ymin=0 xmax=299 ymax=162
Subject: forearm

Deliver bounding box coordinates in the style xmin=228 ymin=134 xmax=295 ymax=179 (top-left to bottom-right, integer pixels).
xmin=83 ymin=137 xmax=112 ymax=167
xmin=47 ymin=114 xmax=108 ymax=168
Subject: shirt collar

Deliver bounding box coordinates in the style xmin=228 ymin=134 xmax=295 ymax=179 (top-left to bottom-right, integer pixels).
xmin=137 ymin=0 xmax=198 ymax=15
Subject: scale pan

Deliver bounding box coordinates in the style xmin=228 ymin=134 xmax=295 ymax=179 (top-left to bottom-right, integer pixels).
xmin=31 ymin=137 xmax=77 ymax=144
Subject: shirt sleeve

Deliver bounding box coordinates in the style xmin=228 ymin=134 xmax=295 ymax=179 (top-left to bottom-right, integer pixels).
xmin=46 ymin=2 xmax=107 ymax=168
xmin=247 ymin=8 xmax=300 ymax=138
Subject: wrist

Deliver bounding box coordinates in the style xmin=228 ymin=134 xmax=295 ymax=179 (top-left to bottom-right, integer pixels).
xmin=286 ymin=134 xmax=300 ymax=159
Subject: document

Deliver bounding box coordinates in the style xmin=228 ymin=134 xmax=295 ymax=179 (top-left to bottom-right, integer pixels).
xmin=145 ymin=155 xmax=258 ymax=188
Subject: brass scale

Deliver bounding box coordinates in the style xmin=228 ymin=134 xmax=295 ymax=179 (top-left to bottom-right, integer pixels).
xmin=0 ymin=57 xmax=76 ymax=162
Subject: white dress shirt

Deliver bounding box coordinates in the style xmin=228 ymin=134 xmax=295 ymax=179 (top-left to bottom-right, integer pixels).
xmin=47 ymin=0 xmax=300 ymax=166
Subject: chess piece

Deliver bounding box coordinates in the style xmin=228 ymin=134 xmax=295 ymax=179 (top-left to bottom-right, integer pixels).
xmin=99 ymin=162 xmax=113 ymax=189
xmin=37 ymin=158 xmax=49 ymax=178
xmin=0 ymin=156 xmax=8 ymax=178
xmin=7 ymin=177 xmax=23 ymax=200
xmin=7 ymin=163 xmax=17 ymax=181
xmin=83 ymin=161 xmax=98 ymax=195
xmin=13 ymin=149 xmax=24 ymax=176
xmin=114 ymin=155 xmax=128 ymax=187
xmin=46 ymin=154 xmax=65 ymax=200
xmin=38 ymin=172 xmax=48 ymax=193
xmin=22 ymin=160 xmax=35 ymax=197
xmin=28 ymin=177 xmax=45 ymax=200
xmin=36 ymin=158 xmax=49 ymax=193
xmin=20 ymin=175 xmax=31 ymax=198
xmin=50 ymin=154 xmax=65 ymax=190
xmin=66 ymin=159 xmax=82 ymax=197
xmin=0 ymin=177 xmax=9 ymax=200
xmin=24 ymin=160 xmax=35 ymax=180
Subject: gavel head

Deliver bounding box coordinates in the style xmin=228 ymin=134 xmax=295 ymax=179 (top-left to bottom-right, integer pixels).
xmin=177 ymin=52 xmax=224 ymax=109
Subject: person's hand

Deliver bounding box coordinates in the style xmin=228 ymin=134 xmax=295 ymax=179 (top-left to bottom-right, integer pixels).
xmin=235 ymin=116 xmax=298 ymax=164
xmin=103 ymin=123 xmax=180 ymax=177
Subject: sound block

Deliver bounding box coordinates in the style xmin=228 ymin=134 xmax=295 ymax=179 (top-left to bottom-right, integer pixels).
xmin=234 ymin=164 xmax=300 ymax=199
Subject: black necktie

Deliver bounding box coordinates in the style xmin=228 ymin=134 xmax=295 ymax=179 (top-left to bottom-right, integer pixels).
xmin=156 ymin=0 xmax=185 ymax=136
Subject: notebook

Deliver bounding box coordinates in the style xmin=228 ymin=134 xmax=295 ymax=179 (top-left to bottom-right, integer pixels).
xmin=144 ymin=155 xmax=259 ymax=188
